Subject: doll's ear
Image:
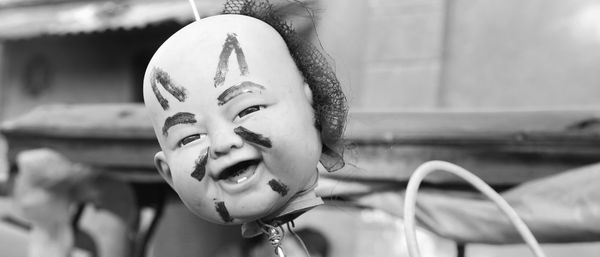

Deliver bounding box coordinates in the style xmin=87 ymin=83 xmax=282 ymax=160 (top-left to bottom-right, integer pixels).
xmin=154 ymin=151 xmax=174 ymax=188
xmin=303 ymin=82 xmax=313 ymax=104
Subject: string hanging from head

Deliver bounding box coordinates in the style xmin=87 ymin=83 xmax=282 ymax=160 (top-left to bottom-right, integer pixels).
xmin=188 ymin=0 xmax=201 ymax=21
xmin=287 ymin=221 xmax=311 ymax=257
xmin=257 ymin=220 xmax=312 ymax=257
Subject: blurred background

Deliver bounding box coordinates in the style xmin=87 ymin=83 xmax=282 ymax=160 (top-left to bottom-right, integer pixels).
xmin=1 ymin=0 xmax=600 ymax=256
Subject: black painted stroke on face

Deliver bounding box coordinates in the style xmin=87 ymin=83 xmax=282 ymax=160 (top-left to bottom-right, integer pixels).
xmin=151 ymin=67 xmax=188 ymax=110
xmin=151 ymin=82 xmax=169 ymax=110
xmin=214 ymin=33 xmax=249 ymax=88
xmin=190 ymin=151 xmax=208 ymax=182
xmin=217 ymin=81 xmax=265 ymax=106
xmin=162 ymin=112 xmax=197 ymax=136
xmin=268 ymin=179 xmax=289 ymax=197
xmin=215 ymin=201 xmax=233 ymax=223
xmin=233 ymin=126 xmax=272 ymax=148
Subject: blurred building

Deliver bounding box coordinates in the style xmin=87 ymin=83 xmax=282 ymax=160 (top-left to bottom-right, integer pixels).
xmin=3 ymin=0 xmax=600 ymax=180
xmin=0 ymin=0 xmax=223 ymax=123
xmin=3 ymin=0 xmax=600 ymax=120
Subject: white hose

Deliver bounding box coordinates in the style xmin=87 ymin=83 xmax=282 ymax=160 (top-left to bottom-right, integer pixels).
xmin=403 ymin=160 xmax=546 ymax=257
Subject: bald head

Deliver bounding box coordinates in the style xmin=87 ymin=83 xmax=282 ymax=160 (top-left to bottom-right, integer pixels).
xmin=143 ymin=15 xmax=302 ymax=127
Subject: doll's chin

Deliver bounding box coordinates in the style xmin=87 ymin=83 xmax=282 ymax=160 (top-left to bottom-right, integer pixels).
xmin=197 ymin=210 xmax=266 ymax=225
xmin=206 ymin=216 xmax=253 ymax=225
xmin=216 ymin=219 xmax=244 ymax=225
xmin=223 ymin=207 xmax=281 ymax=224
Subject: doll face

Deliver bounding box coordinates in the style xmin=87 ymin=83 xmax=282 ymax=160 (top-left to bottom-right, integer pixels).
xmin=143 ymin=15 xmax=321 ymax=224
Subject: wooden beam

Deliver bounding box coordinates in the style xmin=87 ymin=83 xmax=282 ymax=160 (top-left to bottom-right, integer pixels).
xmin=4 ymin=104 xmax=600 ymax=185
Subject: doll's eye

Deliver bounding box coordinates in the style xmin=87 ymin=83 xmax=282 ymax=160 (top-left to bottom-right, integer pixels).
xmin=178 ymin=134 xmax=204 ymax=147
xmin=236 ymin=105 xmax=265 ymax=119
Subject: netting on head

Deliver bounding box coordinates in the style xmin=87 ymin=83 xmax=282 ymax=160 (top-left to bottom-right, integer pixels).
xmin=223 ymin=0 xmax=348 ymax=172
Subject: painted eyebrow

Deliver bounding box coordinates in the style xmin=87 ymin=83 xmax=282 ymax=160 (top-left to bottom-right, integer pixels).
xmin=162 ymin=112 xmax=197 ymax=136
xmin=217 ymin=81 xmax=265 ymax=106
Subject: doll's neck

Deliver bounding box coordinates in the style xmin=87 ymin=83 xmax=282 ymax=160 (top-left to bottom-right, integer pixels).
xmin=241 ymin=174 xmax=322 ymax=237
xmin=263 ymin=186 xmax=323 ymax=224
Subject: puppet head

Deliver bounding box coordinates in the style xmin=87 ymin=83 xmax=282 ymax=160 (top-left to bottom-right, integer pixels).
xmin=143 ymin=1 xmax=346 ymax=227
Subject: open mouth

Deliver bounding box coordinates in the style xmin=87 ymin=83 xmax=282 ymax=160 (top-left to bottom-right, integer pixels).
xmin=217 ymin=159 xmax=260 ymax=184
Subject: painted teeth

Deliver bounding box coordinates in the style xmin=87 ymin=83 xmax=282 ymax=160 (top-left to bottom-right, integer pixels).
xmin=236 ymin=177 xmax=249 ymax=184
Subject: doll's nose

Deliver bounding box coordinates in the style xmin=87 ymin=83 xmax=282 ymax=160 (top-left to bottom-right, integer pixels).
xmin=209 ymin=127 xmax=244 ymax=159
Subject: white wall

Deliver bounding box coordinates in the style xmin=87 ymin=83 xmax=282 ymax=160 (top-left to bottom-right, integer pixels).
xmin=442 ymin=0 xmax=600 ymax=109
xmin=319 ymin=0 xmax=600 ymax=110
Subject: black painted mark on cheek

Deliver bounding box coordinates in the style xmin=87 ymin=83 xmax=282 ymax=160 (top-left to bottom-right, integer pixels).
xmin=190 ymin=151 xmax=208 ymax=182
xmin=214 ymin=33 xmax=249 ymax=88
xmin=215 ymin=201 xmax=233 ymax=223
xmin=268 ymin=179 xmax=289 ymax=197
xmin=233 ymin=126 xmax=272 ymax=148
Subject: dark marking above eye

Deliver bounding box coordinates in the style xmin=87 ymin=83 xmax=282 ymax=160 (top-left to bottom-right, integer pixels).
xmin=214 ymin=33 xmax=249 ymax=88
xmin=151 ymin=83 xmax=170 ymax=110
xmin=151 ymin=67 xmax=188 ymax=110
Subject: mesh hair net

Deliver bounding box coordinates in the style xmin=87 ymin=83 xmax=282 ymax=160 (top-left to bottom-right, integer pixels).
xmin=222 ymin=0 xmax=348 ymax=171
